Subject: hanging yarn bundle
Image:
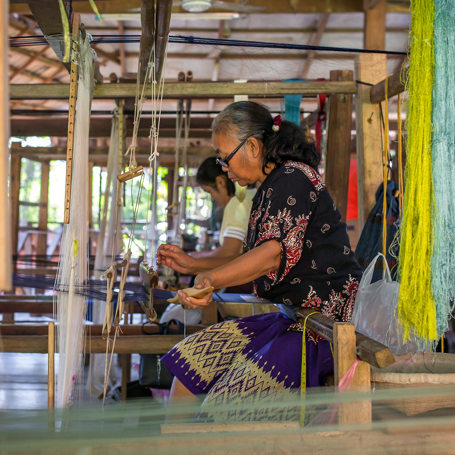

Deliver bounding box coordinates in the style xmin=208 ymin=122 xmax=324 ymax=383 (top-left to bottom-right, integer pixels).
xmin=431 ymin=0 xmax=455 ymax=339
xmin=54 ymin=32 xmax=95 ymax=407
xmin=281 ymin=78 xmax=304 ymax=126
xmin=398 ymin=0 xmax=437 ymax=342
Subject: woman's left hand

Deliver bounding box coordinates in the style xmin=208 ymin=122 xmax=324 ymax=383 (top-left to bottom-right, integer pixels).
xmin=178 ymin=273 xmax=214 ymax=309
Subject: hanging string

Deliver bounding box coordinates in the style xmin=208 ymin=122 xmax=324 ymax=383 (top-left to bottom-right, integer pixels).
xmin=102 ymin=38 xmax=170 ymax=401
xmin=175 ymin=103 xmax=192 ymax=243
xmin=299 ymin=311 xmax=318 ymax=427
xmin=145 ymin=40 xmax=169 ymax=263
xmin=54 ymin=32 xmax=94 ymax=407
xmin=382 ymin=75 xmax=391 ymax=262
xmin=9 ymin=34 xmax=408 ymax=56
xmin=397 ymin=93 xmax=404 ymax=213
xmin=124 ymin=52 xmax=154 ymax=170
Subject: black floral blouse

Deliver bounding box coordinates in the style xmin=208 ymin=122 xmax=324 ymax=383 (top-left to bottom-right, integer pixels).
xmin=245 ymin=160 xmax=363 ymax=324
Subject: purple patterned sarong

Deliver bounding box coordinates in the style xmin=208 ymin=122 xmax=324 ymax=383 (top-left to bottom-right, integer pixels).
xmin=162 ymin=312 xmax=333 ymax=422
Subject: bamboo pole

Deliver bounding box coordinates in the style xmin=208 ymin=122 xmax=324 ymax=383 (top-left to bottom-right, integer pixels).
xmin=0 ymin=0 xmax=12 ymax=291
xmin=64 ymin=14 xmax=80 ymax=224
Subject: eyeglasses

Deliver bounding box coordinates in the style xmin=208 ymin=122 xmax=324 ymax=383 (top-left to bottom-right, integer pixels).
xmin=216 ymin=130 xmax=264 ymax=168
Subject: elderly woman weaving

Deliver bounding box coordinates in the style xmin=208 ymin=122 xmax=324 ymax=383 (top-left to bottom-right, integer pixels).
xmin=157 ymin=101 xmax=363 ymax=421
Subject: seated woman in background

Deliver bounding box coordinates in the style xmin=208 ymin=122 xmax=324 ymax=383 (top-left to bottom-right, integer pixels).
xmin=157 ymin=101 xmax=363 ymax=422
xmin=159 ymin=157 xmax=255 ymax=326
xmin=193 ymin=156 xmax=256 ymax=259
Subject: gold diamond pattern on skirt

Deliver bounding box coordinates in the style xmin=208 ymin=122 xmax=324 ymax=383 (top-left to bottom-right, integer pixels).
xmin=171 ymin=321 xmax=252 ymax=386
xmin=199 ymin=352 xmax=298 ymax=422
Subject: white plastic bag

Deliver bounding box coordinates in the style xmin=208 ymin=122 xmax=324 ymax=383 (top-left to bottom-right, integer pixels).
xmin=160 ymin=303 xmax=202 ymax=326
xmin=352 ymin=253 xmax=417 ymax=354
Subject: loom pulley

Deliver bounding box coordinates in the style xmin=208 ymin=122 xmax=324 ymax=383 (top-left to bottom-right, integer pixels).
xmin=139 ymin=261 xmax=159 ymax=323
xmin=118 ymin=165 xmax=144 ymax=183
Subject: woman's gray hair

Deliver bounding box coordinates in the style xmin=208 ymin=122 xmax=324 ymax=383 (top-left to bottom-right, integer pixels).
xmin=211 ymin=102 xmax=270 ymax=142
xmin=212 ymin=101 xmax=320 ymax=171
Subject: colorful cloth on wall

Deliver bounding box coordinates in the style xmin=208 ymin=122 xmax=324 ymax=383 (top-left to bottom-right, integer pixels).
xmin=162 ymin=312 xmax=333 ymax=422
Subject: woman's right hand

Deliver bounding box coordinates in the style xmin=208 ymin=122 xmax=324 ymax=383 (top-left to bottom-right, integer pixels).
xmin=156 ymin=244 xmax=195 ymax=274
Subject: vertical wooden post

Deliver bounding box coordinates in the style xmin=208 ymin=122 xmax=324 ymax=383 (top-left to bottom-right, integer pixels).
xmin=355 ymin=54 xmax=387 ymax=228
xmin=10 ymin=156 xmax=21 ymax=261
xmin=333 ymin=322 xmax=371 ymax=427
xmin=325 ymin=70 xmax=354 ymax=222
xmin=0 ymin=0 xmax=12 ymax=291
xmin=64 ymin=13 xmax=80 ymax=224
xmin=364 ymin=0 xmax=386 ymax=51
xmin=48 ymin=321 xmax=55 ymax=409
xmin=37 ymin=161 xmax=49 ymax=257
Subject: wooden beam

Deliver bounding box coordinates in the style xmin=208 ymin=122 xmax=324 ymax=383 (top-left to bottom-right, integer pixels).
xmin=370 ymin=65 xmax=408 ymax=103
xmin=92 ymin=45 xmax=120 ymax=65
xmin=0 ymin=334 xmax=184 ymax=354
xmin=9 ymin=64 xmax=58 ymax=83
xmin=0 ymin=0 xmax=12 ymax=291
xmin=296 ymin=308 xmax=394 ymax=369
xmin=154 ymin=0 xmax=173 ymax=83
xmin=9 ymin=66 xmax=68 ymax=110
xmin=364 ymin=0 xmax=386 ymax=51
xmin=325 ymin=70 xmax=354 ymax=222
xmin=10 ymin=47 xmax=63 ymax=70
xmin=139 ymin=0 xmax=154 ymax=83
xmin=26 ymin=0 xmax=71 ymax=70
xmin=355 ymin=53 xmax=387 ymax=228
xmin=9 ymin=46 xmax=49 ymax=82
xmin=333 ymin=323 xmax=372 ymax=426
xmin=11 ymin=117 xmax=214 ymax=136
xmin=363 ymin=0 xmax=384 ymax=9
xmin=301 ymin=13 xmax=330 ymax=79
xmin=10 ymin=0 xmax=408 ymax=14
xmin=10 ymin=81 xmax=358 ymax=100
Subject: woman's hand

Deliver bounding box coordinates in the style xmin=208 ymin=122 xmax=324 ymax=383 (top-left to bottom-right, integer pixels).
xmin=156 ymin=244 xmax=195 ymax=274
xmin=177 ymin=273 xmax=214 ymax=309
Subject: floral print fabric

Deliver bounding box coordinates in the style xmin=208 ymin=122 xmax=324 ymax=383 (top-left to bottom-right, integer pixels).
xmin=245 ymin=161 xmax=363 ymax=323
